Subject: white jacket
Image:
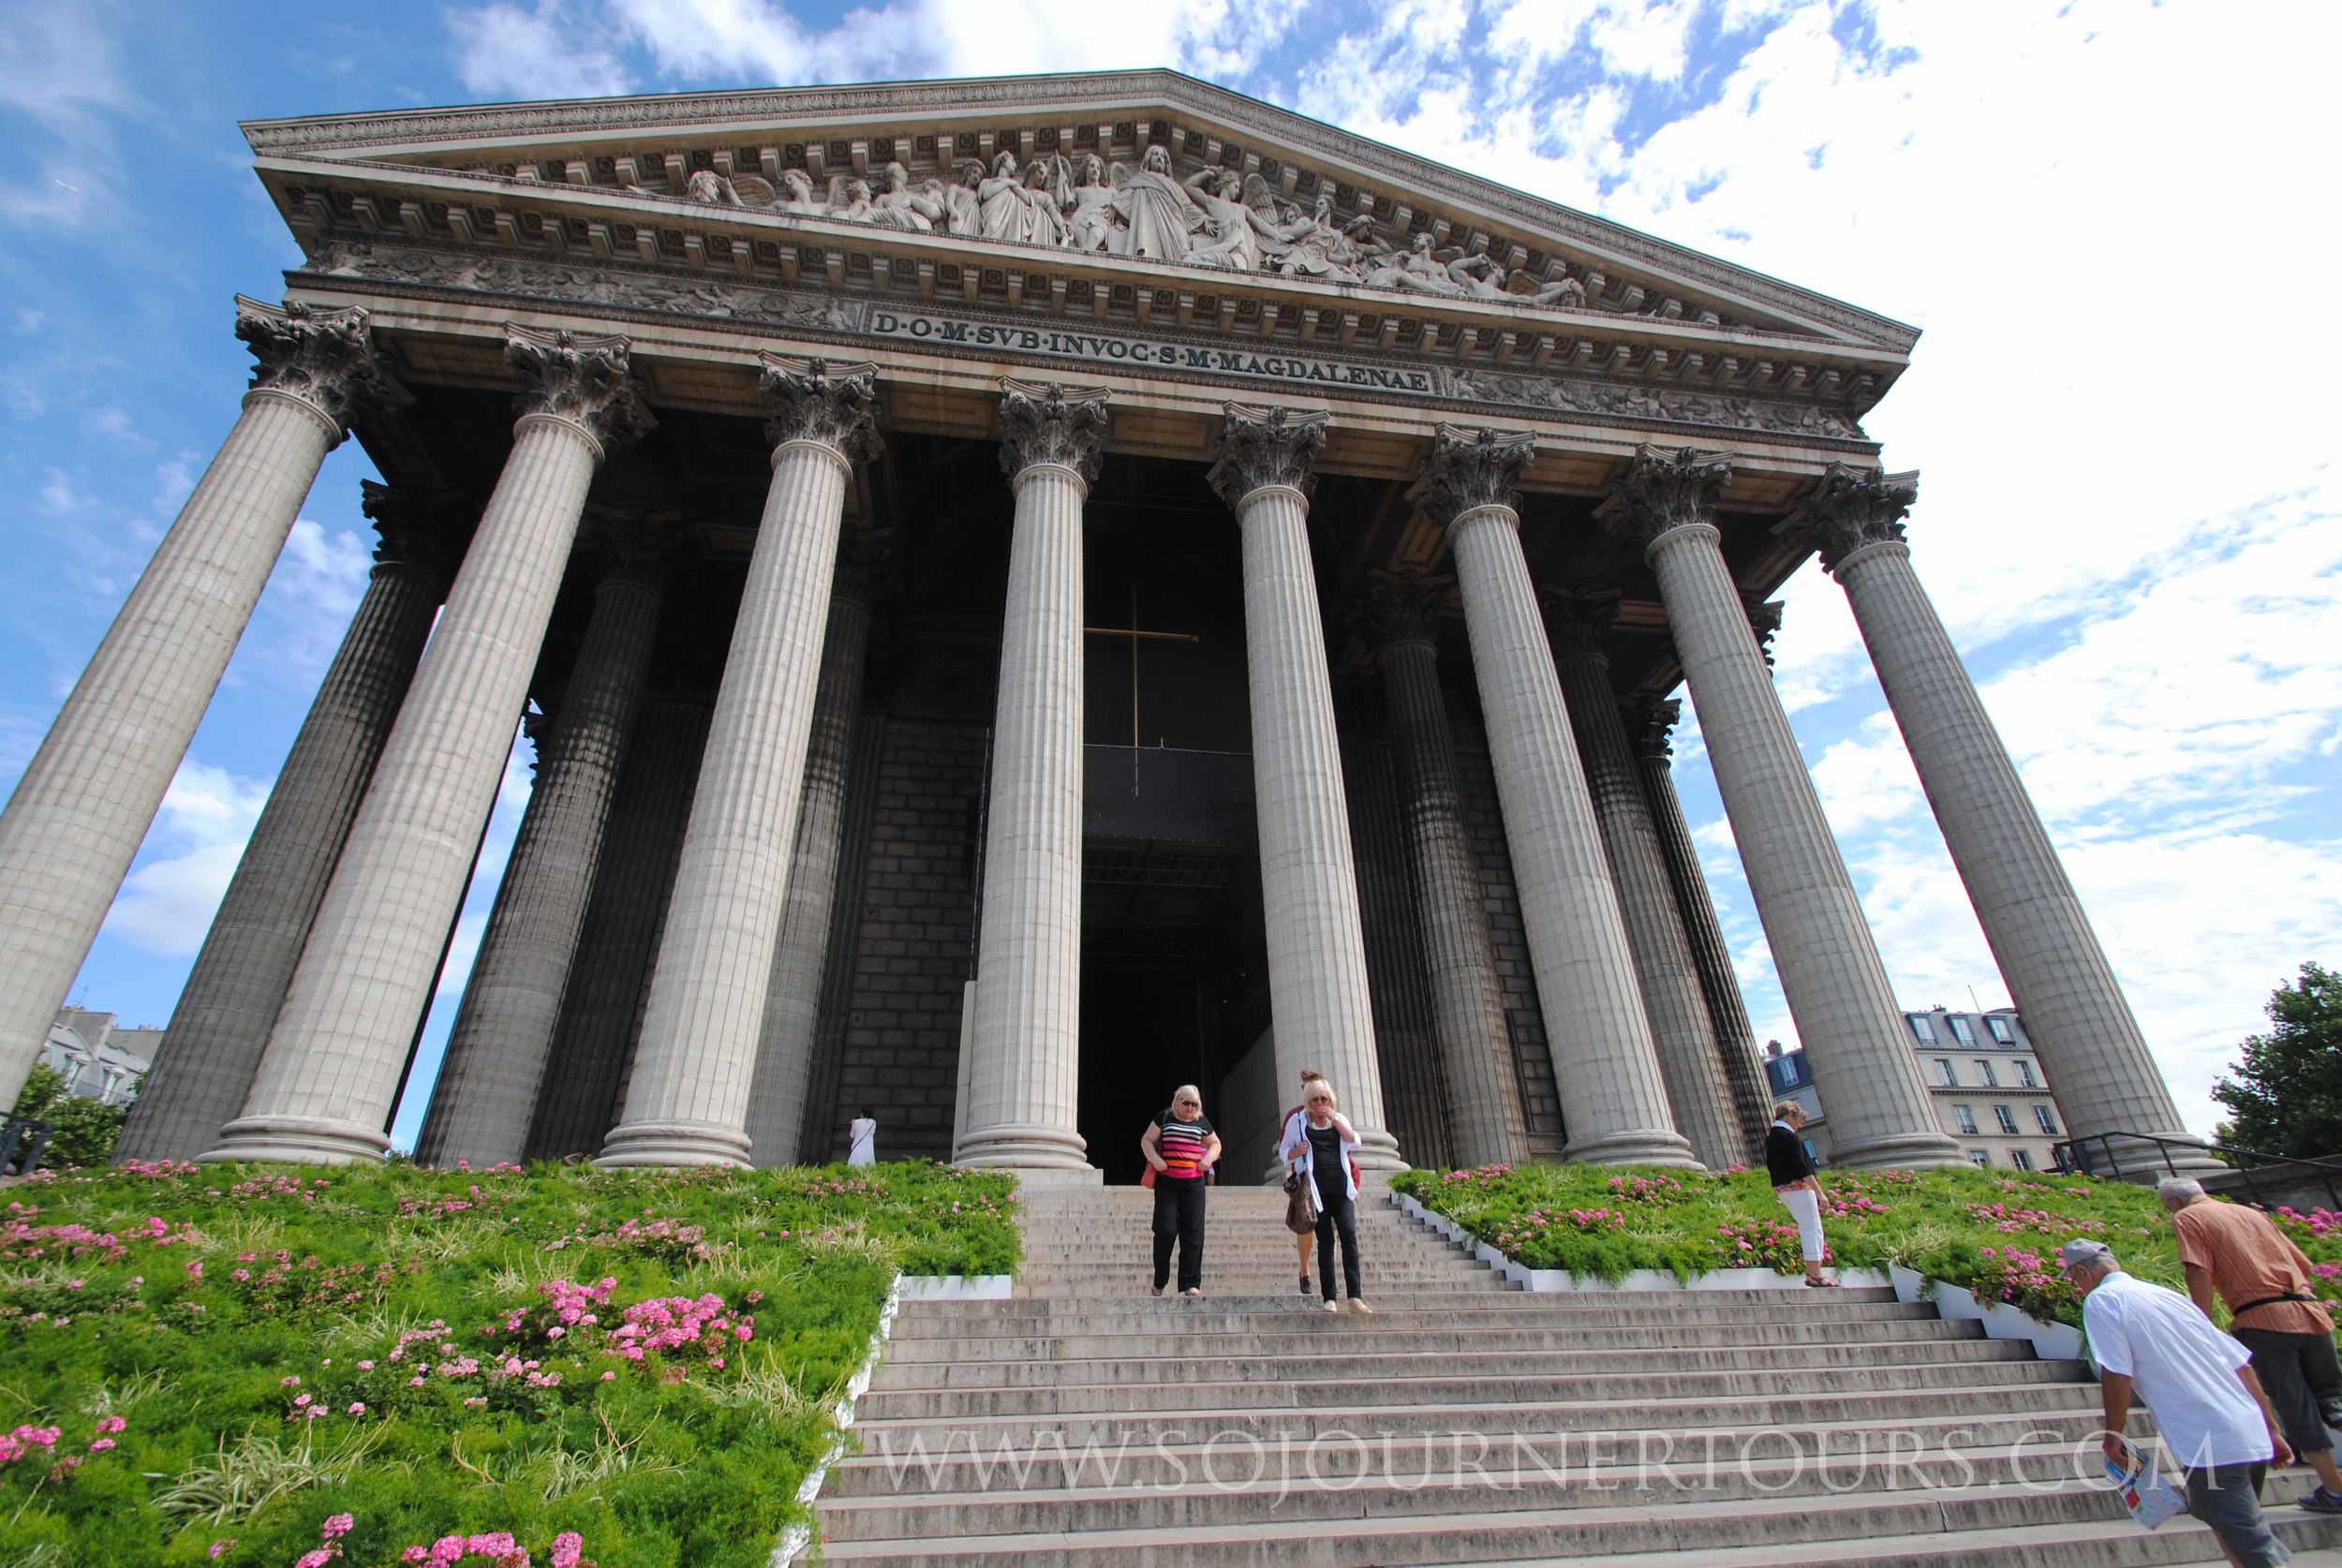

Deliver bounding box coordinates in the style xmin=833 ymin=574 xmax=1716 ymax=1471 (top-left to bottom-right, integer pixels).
xmin=1279 ymin=1110 xmax=1361 ymax=1202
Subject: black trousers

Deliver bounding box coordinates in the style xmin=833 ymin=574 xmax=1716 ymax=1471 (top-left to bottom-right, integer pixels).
xmin=2235 ymin=1324 xmax=2342 ymax=1455
xmin=1152 ymin=1175 xmax=1207 ymax=1292
xmin=1313 ymin=1177 xmax=1361 ymax=1301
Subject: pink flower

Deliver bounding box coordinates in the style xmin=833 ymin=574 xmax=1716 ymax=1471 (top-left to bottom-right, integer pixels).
xmin=551 ymin=1532 xmax=586 ymax=1568
xmin=94 ymin=1415 xmax=126 ymax=1435
xmin=210 ymin=1543 xmax=234 ymax=1560
xmin=185 ymin=1260 xmax=202 ymax=1280
xmin=294 ymin=1551 xmax=334 ymax=1568
xmin=323 ymin=1514 xmax=354 ymax=1539
xmin=282 ymin=1376 xmax=302 ymax=1388
xmin=87 ymin=1438 xmax=116 ymax=1452
xmin=403 ymin=1551 xmax=429 ymax=1565
xmin=347 ymin=1403 xmax=366 ymax=1417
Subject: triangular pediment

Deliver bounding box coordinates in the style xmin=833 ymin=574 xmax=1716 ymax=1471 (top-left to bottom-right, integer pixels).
xmin=245 ymin=71 xmax=1913 ymax=359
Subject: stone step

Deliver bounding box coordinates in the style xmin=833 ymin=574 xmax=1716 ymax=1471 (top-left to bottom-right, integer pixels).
xmin=886 ymin=1294 xmax=1926 ymax=1336
xmin=817 ymin=1477 xmax=2319 ymax=1565
xmin=1409 ymin=1515 xmax=2342 ymax=1568
xmin=850 ymin=1380 xmax=2104 ymax=1447
xmin=867 ymin=1337 xmax=2039 ymax=1390
xmin=852 ymin=1358 xmax=2086 ymax=1422
xmin=874 ymin=1317 xmax=1992 ymax=1362
xmin=823 ymin=1408 xmax=2155 ymax=1499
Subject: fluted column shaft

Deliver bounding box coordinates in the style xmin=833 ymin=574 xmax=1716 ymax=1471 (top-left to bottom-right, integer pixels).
xmin=0 ymin=301 xmax=397 ymax=1108
xmin=526 ymin=695 xmax=710 ymax=1160
xmin=1828 ymin=523 xmax=2205 ymax=1163
xmin=1375 ymin=634 xmax=1530 ymax=1167
xmin=958 ymin=385 xmax=1106 ymax=1176
xmin=1630 ymin=698 xmax=1772 ymax=1157
xmin=1610 ymin=450 xmax=1956 ymax=1167
xmin=116 ymin=521 xmax=450 ymax=1162
xmin=744 ymin=561 xmax=876 ymax=1165
xmin=1549 ymin=624 xmax=1746 ymax=1169
xmin=417 ymin=556 xmax=665 ymax=1167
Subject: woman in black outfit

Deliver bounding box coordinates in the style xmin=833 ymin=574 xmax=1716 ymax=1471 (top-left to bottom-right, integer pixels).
xmin=1140 ymin=1084 xmax=1221 ymax=1297
xmin=1279 ymin=1076 xmax=1371 ymax=1314
xmin=1764 ymin=1101 xmax=1836 ymax=1287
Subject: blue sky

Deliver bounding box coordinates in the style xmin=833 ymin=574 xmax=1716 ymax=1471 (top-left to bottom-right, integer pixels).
xmin=3 ymin=1 xmax=2335 ymax=1150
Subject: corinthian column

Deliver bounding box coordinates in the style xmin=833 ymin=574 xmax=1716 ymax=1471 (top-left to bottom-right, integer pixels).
xmin=1545 ymin=592 xmax=1747 ymax=1169
xmin=601 ymin=359 xmax=881 ymax=1167
xmin=743 ymin=530 xmax=887 ymax=1165
xmin=417 ymin=513 xmax=674 ymax=1167
xmin=115 ymin=486 xmax=461 ymax=1162
xmin=1786 ymin=465 xmax=2211 ymax=1167
xmin=1625 ymin=695 xmax=1773 ymax=1157
xmin=1416 ymin=427 xmax=1695 ymax=1167
xmin=1597 ymin=446 xmax=1958 ymax=1169
xmin=1210 ymin=406 xmax=1402 ymax=1171
xmin=1360 ymin=575 xmax=1529 ymax=1167
xmin=956 ymin=381 xmax=1108 ymax=1178
xmin=0 ymin=299 xmax=403 ymax=1107
xmin=207 ymin=327 xmax=652 ymax=1164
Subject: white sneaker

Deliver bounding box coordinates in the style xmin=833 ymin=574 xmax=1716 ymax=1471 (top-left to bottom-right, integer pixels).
xmin=1323 ymin=1299 xmax=1341 ymax=1313
xmin=1347 ymin=1298 xmax=1374 ymax=1316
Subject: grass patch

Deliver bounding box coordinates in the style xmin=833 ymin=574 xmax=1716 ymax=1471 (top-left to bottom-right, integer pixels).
xmin=1394 ymin=1162 xmax=2342 ymax=1328
xmin=0 ymin=1158 xmax=1015 ymax=1567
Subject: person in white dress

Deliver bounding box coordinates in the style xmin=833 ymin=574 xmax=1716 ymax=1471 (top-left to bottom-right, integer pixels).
xmin=847 ymin=1107 xmax=877 ymax=1167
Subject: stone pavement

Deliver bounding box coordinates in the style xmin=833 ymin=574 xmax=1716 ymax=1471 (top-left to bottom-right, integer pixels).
xmin=815 ymin=1185 xmax=2342 ymax=1565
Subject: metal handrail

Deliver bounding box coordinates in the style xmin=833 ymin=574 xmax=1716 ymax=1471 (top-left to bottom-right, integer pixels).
xmin=0 ymin=1116 xmax=51 ymax=1177
xmin=2051 ymin=1129 xmax=2342 ymax=1210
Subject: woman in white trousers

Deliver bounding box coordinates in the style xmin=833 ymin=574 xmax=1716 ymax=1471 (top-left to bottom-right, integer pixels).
xmin=1764 ymin=1101 xmax=1836 ymax=1287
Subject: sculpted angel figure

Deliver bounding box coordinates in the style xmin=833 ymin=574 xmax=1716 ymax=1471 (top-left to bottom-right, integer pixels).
xmin=870 ymin=162 xmax=941 ymax=231
xmin=827 ymin=176 xmax=885 ymax=226
xmin=776 ymin=169 xmax=829 ymax=215
xmin=980 ymin=153 xmax=1072 ymax=246
xmin=1179 ymin=169 xmax=1281 ymax=272
xmin=686 ymin=170 xmax=744 ymax=206
xmin=1360 ymin=232 xmax=1469 ymax=296
xmin=1267 ymin=190 xmax=1366 ymax=282
xmin=941 ymin=159 xmax=986 ymax=237
xmin=1107 ymin=144 xmax=1205 ymax=261
xmin=1063 ymin=154 xmax=1119 ymax=253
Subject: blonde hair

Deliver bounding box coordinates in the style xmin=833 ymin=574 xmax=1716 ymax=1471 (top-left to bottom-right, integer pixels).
xmin=1171 ymin=1084 xmax=1201 ymax=1108
xmin=1772 ymin=1101 xmax=1804 ymax=1122
xmin=1304 ymin=1079 xmax=1337 ymax=1107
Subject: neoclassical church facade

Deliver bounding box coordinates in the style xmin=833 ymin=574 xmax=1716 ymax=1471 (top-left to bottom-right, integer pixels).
xmin=0 ymin=71 xmax=2206 ymax=1182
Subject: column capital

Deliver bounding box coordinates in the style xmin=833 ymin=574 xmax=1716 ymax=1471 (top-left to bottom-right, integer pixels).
xmin=1623 ymin=694 xmax=1682 ymax=762
xmin=997 ymin=378 xmax=1109 ymax=482
xmin=1408 ymin=423 xmax=1534 ymax=530
xmin=1355 ymin=571 xmax=1451 ymax=654
xmin=1539 ymin=587 xmax=1622 ymax=661
xmin=586 ymin=508 xmax=687 ymax=593
xmin=833 ymin=527 xmax=895 ymax=611
xmin=1594 ymin=445 xmax=1734 ymax=556
xmin=1780 ymin=463 xmax=1920 ymax=574
xmin=758 ymin=355 xmax=883 ymax=463
xmin=358 ymin=481 xmax=468 ymax=590
xmin=235 ymin=297 xmax=409 ymax=442
xmin=505 ymin=325 xmax=655 ymax=453
xmin=1208 ymin=403 xmax=1327 ymax=509
xmin=1743 ymin=595 xmax=1786 ymax=668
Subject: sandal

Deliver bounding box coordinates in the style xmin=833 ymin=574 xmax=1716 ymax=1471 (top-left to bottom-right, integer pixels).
xmin=1182 ymin=1288 xmax=1204 ymax=1299
xmin=1805 ymin=1277 xmax=1841 ymax=1288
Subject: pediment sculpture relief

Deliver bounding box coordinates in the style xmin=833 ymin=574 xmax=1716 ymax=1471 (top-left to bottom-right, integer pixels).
xmin=672 ymin=142 xmax=1598 ymax=316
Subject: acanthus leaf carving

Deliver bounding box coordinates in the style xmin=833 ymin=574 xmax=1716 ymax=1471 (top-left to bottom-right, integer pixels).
xmin=1780 ymin=462 xmax=1918 ymax=575
xmin=757 ymin=354 xmax=882 ymax=460
xmin=359 ymin=480 xmax=470 ymax=587
xmin=1539 ymin=587 xmax=1622 ymax=661
xmin=996 ymin=378 xmax=1110 ymax=481
xmin=505 ymin=324 xmax=656 ymax=451
xmin=1408 ymin=422 xmax=1535 ymax=530
xmin=1742 ymin=594 xmax=1786 ymax=668
xmin=1207 ymin=403 xmax=1327 ymax=509
xmin=832 ymin=527 xmax=895 ymax=610
xmin=1355 ymin=571 xmax=1450 ymax=652
xmin=1593 ymin=444 xmax=1734 ymax=557
xmin=1623 ymin=694 xmax=1682 ymax=762
xmin=587 ymin=508 xmax=687 ymax=592
xmin=236 ymin=297 xmax=409 ymax=438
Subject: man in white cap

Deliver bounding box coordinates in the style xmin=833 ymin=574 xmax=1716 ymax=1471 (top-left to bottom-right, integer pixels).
xmin=2063 ymin=1236 xmax=2297 ymax=1567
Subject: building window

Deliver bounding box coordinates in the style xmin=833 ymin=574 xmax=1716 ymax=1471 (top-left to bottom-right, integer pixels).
xmin=2035 ymin=1105 xmax=2059 ymax=1135
xmin=1994 ymin=1104 xmax=2020 ymax=1135
xmin=1974 ymin=1058 xmax=1997 ymax=1087
xmin=2009 ymin=1148 xmax=2034 ymax=1171
xmin=1954 ymin=1105 xmax=1979 ymax=1134
xmin=1987 ymin=1015 xmax=2015 ymax=1044
xmin=1934 ymin=1058 xmax=1958 ymax=1087
xmin=1967 ymin=1150 xmax=1991 ymax=1167
xmin=2016 ymin=1059 xmax=2038 ymax=1087
xmin=1949 ymin=1015 xmax=1976 ymax=1044
xmin=1907 ymin=1014 xmax=1935 ymax=1043
xmin=1801 ymin=1138 xmax=1819 ymax=1165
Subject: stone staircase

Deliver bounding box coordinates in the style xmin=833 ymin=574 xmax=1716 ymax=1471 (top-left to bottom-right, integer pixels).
xmin=815 ymin=1185 xmax=2342 ymax=1566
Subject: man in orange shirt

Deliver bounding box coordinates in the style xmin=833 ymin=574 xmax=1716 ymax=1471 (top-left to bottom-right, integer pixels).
xmin=2163 ymin=1177 xmax=2342 ymax=1515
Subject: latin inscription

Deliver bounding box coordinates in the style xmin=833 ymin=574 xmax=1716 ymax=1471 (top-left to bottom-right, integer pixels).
xmin=866 ymin=311 xmax=1436 ymax=394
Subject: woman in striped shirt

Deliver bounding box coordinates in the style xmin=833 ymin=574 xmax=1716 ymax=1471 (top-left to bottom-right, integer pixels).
xmin=1141 ymin=1085 xmax=1222 ymax=1297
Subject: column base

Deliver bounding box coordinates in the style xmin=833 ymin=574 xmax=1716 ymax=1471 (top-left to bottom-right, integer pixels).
xmin=953 ymin=1122 xmax=1092 ymax=1176
xmin=597 ymin=1119 xmax=753 ymax=1168
xmin=1350 ymin=1129 xmax=1410 ymax=1175
xmin=1562 ymin=1127 xmax=1705 ymax=1170
xmin=200 ymin=1115 xmax=391 ymax=1165
xmin=1828 ymin=1128 xmax=1966 ymax=1171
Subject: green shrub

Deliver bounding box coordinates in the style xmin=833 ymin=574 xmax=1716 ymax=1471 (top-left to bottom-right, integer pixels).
xmin=1392 ymin=1161 xmax=2342 ymax=1327
xmin=0 ymin=1158 xmax=1016 ymax=1567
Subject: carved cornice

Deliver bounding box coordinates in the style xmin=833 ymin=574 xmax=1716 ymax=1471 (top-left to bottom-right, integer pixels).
xmin=1623 ymin=695 xmax=1682 ymax=762
xmin=1540 ymin=588 xmax=1622 ymax=662
xmin=1742 ymin=595 xmax=1785 ymax=669
xmin=997 ymin=379 xmax=1110 ymax=481
xmin=758 ymin=354 xmax=882 ymax=461
xmin=1780 ymin=462 xmax=1918 ymax=575
xmin=236 ymin=297 xmax=408 ymax=439
xmin=1593 ymin=444 xmax=1733 ymax=556
xmin=505 ymin=324 xmax=655 ymax=450
xmin=1208 ymin=404 xmax=1327 ymax=510
xmin=1408 ymin=423 xmax=1535 ymax=530
xmin=1356 ymin=572 xmax=1451 ymax=653
xmin=358 ymin=479 xmax=467 ymax=587
xmin=833 ymin=528 xmax=895 ymax=609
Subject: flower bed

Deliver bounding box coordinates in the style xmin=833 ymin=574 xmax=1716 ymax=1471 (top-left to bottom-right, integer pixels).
xmin=1392 ymin=1162 xmax=2342 ymax=1328
xmin=0 ymin=1159 xmax=1016 ymax=1567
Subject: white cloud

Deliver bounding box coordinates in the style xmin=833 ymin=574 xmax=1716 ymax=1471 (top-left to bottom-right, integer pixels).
xmin=449 ymin=1 xmax=635 ymax=98
xmin=100 ymin=760 xmax=273 ymax=956
xmin=0 ymin=11 xmax=133 ymax=230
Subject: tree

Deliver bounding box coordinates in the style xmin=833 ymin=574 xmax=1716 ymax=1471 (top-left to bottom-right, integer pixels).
xmin=2211 ymin=962 xmax=2342 ymax=1161
xmin=7 ymin=1061 xmax=129 ymax=1169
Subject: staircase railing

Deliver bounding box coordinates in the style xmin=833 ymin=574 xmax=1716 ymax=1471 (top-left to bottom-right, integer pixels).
xmin=2052 ymin=1129 xmax=2342 ymax=1210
